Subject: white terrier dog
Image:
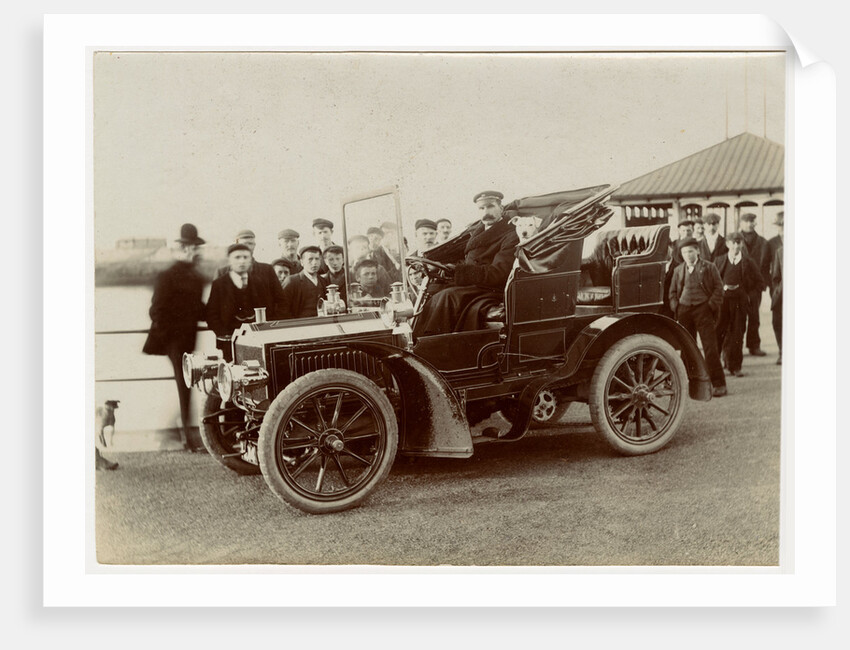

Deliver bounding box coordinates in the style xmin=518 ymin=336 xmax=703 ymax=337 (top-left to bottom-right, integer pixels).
xmin=509 ymin=215 xmax=542 ymax=244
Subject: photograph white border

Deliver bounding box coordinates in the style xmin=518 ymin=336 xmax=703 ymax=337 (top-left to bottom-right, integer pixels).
xmin=44 ymin=13 xmax=835 ymax=607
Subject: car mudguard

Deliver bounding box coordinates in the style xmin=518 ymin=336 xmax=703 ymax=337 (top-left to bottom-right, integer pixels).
xmin=499 ymin=312 xmax=713 ymax=441
xmin=343 ymin=341 xmax=473 ymax=458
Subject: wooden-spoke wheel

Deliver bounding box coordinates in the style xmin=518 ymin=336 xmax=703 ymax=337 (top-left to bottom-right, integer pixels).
xmin=200 ymin=393 xmax=261 ymax=475
xmin=258 ymin=369 xmax=398 ymax=514
xmin=589 ymin=334 xmax=687 ymax=455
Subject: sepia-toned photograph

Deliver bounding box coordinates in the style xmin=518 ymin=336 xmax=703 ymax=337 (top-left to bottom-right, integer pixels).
xmin=91 ymin=47 xmax=787 ymax=567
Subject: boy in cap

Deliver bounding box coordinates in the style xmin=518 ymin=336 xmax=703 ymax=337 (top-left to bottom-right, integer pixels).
xmin=206 ymin=242 xmax=285 ymax=361
xmin=413 ymin=190 xmax=519 ymax=336
xmin=699 ymin=212 xmax=728 ymax=261
xmin=411 ymin=219 xmax=438 ymax=256
xmin=321 ymin=245 xmax=348 ymax=304
xmin=738 ymin=213 xmax=770 ymax=356
xmin=436 ymin=218 xmax=453 ymax=243
xmin=271 ymin=258 xmax=297 ymax=288
xmin=277 ymin=228 xmax=302 ymax=274
xmin=279 ymin=245 xmax=329 ymax=319
xmin=143 ymin=223 xmax=207 ymax=450
xmin=668 ymin=236 xmax=727 ymax=397
xmin=714 ymin=231 xmax=764 ymax=376
xmin=367 ymin=226 xmax=401 ymax=281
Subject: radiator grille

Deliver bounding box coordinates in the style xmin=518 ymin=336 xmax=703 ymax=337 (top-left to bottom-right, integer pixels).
xmin=291 ymin=349 xmax=382 ymax=381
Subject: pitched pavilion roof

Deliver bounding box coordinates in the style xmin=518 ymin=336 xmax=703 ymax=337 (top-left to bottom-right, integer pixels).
xmin=612 ymin=132 xmax=785 ymax=202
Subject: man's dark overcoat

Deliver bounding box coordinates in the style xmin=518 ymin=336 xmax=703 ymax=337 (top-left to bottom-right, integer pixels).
xmin=413 ymin=216 xmax=519 ymax=335
xmin=279 ymin=271 xmax=329 ymax=319
xmin=698 ymin=234 xmax=728 ymax=262
xmin=143 ymin=260 xmax=206 ymax=355
xmin=206 ymin=267 xmax=285 ymax=338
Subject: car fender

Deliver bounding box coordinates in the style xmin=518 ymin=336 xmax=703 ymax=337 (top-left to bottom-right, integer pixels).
xmin=342 ymin=341 xmax=474 ymax=458
xmin=499 ymin=313 xmax=711 ymax=441
xmin=561 ymin=312 xmax=713 ymax=400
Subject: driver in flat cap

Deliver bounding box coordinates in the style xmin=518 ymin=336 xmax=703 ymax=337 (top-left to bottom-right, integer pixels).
xmin=413 ymin=190 xmax=519 ymax=336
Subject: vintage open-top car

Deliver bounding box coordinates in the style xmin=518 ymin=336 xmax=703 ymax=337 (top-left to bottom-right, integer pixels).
xmin=183 ymin=185 xmax=712 ymax=514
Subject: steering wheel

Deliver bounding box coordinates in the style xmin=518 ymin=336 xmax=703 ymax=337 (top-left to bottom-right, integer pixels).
xmin=405 ymin=256 xmax=455 ymax=276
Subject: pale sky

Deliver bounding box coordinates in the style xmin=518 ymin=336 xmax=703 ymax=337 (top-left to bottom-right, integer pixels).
xmin=93 ymin=50 xmax=785 ymax=262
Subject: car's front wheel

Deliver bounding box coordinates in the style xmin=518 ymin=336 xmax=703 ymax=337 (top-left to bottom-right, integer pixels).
xmin=200 ymin=394 xmax=261 ymax=475
xmin=589 ymin=334 xmax=687 ymax=455
xmin=258 ymin=369 xmax=398 ymax=514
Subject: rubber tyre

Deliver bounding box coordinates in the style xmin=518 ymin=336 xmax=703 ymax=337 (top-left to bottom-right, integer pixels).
xmin=200 ymin=393 xmax=261 ymax=475
xmin=589 ymin=334 xmax=688 ymax=455
xmin=258 ymin=369 xmax=398 ymax=514
xmin=499 ymin=388 xmax=572 ymax=428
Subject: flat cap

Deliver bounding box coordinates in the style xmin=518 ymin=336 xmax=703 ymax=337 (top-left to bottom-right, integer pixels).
xmin=271 ymin=257 xmax=297 ymax=271
xmin=774 ymin=212 xmax=784 ymax=226
xmin=380 ymin=221 xmax=397 ymax=231
xmin=415 ymin=219 xmax=438 ymax=231
xmin=677 ymin=236 xmax=699 ymax=250
xmin=235 ymin=229 xmax=256 ymax=240
xmin=298 ymin=245 xmax=323 ymax=258
xmin=312 ymin=218 xmax=334 ymax=230
xmin=323 ymin=245 xmax=344 ymax=256
xmin=703 ymin=212 xmax=721 ymax=225
xmin=366 ymin=226 xmax=384 ymax=236
xmin=740 ymin=213 xmax=757 ymax=222
xmin=277 ymin=228 xmax=300 ymax=240
xmin=227 ymin=242 xmax=251 ymax=255
xmin=727 ymin=231 xmax=744 ymax=243
xmin=436 ymin=218 xmax=452 ymax=226
xmin=473 ymin=190 xmax=504 ymax=203
xmin=677 ymin=218 xmax=694 ymax=228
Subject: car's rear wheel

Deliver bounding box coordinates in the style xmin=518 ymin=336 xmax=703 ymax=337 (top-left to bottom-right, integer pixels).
xmin=258 ymin=369 xmax=398 ymax=514
xmin=200 ymin=394 xmax=261 ymax=475
xmin=589 ymin=334 xmax=687 ymax=455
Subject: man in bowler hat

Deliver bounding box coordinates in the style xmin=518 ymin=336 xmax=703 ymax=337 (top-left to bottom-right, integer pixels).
xmin=668 ymin=237 xmax=727 ymax=397
xmin=143 ymin=223 xmax=207 ymax=451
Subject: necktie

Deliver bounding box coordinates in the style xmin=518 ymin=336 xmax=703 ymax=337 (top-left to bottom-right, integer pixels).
xmin=241 ymin=273 xmax=249 ymax=289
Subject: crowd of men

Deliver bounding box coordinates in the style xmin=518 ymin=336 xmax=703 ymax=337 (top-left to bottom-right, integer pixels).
xmin=141 ymin=193 xmax=783 ymax=449
xmin=666 ymin=210 xmax=784 ymax=398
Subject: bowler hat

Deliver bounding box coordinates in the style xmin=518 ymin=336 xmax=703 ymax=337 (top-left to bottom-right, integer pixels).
xmin=227 ymin=242 xmax=251 ymax=255
xmin=312 ymin=218 xmax=334 ymax=230
xmin=235 ymin=229 xmax=256 ymax=240
xmin=278 ymin=228 xmax=300 ymax=240
xmin=415 ymin=219 xmax=438 ymax=231
xmin=740 ymin=213 xmax=757 ymax=222
xmin=703 ymin=212 xmax=721 ymax=225
xmin=298 ymin=245 xmax=323 ymax=258
xmin=678 ymin=236 xmax=699 ymax=250
xmin=473 ymin=190 xmax=504 ymax=203
xmin=175 ymin=223 xmax=205 ymax=246
xmin=774 ymin=212 xmax=784 ymax=226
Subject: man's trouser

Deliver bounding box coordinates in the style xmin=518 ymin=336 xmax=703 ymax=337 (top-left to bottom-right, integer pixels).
xmin=716 ymin=289 xmax=747 ymax=373
xmin=744 ymin=288 xmax=763 ymax=351
xmin=677 ymin=302 xmax=726 ymax=389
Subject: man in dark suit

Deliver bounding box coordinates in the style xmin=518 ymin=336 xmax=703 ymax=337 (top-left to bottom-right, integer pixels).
xmin=739 ymin=212 xmax=771 ymax=356
xmin=668 ymin=237 xmax=727 ymax=397
xmin=698 ymin=212 xmax=728 ymax=261
xmin=766 ymin=212 xmax=784 ymax=364
xmin=714 ymin=232 xmax=764 ymax=378
xmin=413 ymin=190 xmax=519 ymax=336
xmin=279 ymin=246 xmax=329 ymax=319
xmin=206 ymin=243 xmax=285 ymax=361
xmin=142 ymin=223 xmax=207 ymax=451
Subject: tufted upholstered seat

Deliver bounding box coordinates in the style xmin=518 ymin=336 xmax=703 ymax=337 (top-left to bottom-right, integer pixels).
xmin=577 ymin=225 xmax=670 ymax=306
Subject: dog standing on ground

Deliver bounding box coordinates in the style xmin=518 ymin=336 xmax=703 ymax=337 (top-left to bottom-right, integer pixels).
xmin=96 ymin=400 xmax=119 ymax=448
xmin=95 ymin=400 xmax=120 ymax=471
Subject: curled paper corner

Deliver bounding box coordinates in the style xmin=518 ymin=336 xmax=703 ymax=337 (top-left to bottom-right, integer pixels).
xmin=764 ymin=15 xmax=824 ymax=68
